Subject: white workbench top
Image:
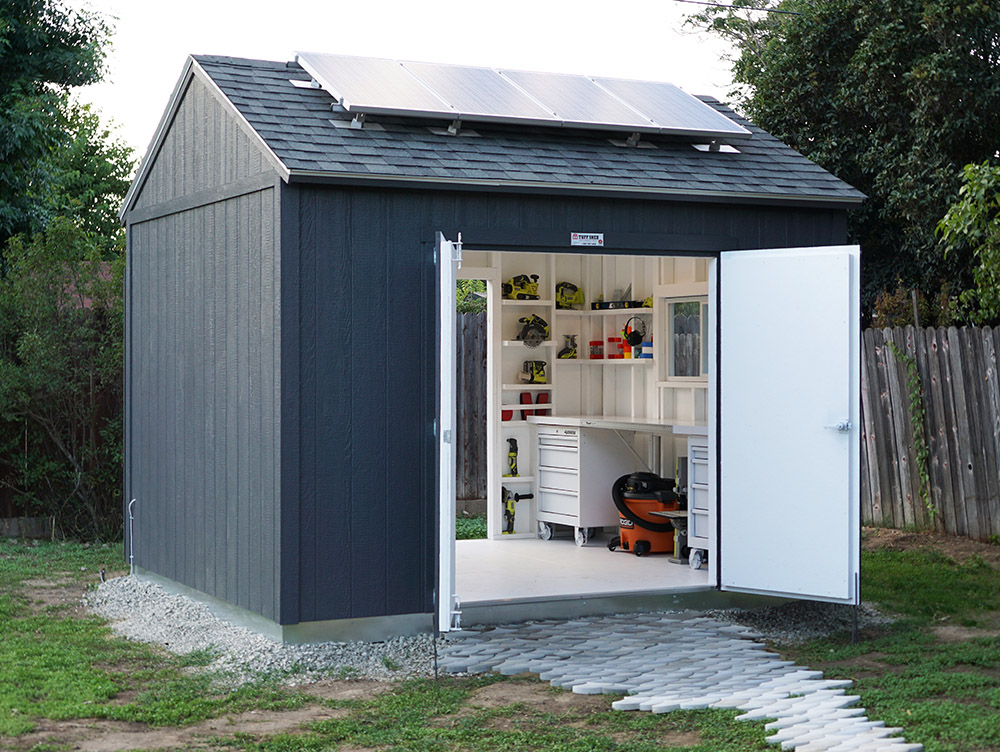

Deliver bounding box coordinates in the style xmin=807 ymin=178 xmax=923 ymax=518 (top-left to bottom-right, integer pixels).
xmin=527 ymin=414 xmax=708 ymax=437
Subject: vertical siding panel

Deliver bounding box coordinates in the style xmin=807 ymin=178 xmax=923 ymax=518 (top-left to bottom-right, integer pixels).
xmin=385 ymin=198 xmax=430 ymax=615
xmin=237 ymin=194 xmax=251 ymax=608
xmin=279 ymin=184 xmax=300 ymax=625
xmin=248 ymin=190 xmax=263 ymax=616
xmin=260 ymin=188 xmax=276 ymax=620
xmin=297 ymin=190 xmax=319 ymax=621
xmin=349 ymin=192 xmax=388 ymax=618
xmin=313 ymin=188 xmax=354 ymax=621
xmin=214 ymin=201 xmax=228 ymax=598
xmin=202 ymin=205 xmax=216 ymax=595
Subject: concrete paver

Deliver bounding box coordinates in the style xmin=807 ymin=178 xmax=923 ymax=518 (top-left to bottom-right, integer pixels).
xmin=440 ymin=612 xmax=920 ymax=752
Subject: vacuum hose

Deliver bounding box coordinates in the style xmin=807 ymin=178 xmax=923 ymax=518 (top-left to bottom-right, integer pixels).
xmin=611 ymin=474 xmax=675 ymax=533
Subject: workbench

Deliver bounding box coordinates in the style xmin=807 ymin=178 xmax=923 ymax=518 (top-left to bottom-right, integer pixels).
xmin=527 ymin=415 xmax=708 ymax=546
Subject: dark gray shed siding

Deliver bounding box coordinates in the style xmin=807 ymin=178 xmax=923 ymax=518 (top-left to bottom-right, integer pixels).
xmin=128 ymin=190 xmax=280 ymax=619
xmin=134 ymin=76 xmax=272 ymax=212
xmin=281 ymin=183 xmax=849 ymax=625
xmin=125 ymin=66 xmax=283 ymax=621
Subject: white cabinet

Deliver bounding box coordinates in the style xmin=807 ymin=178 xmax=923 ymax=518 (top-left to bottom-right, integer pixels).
xmin=535 ymin=423 xmax=641 ymax=543
xmin=687 ymin=437 xmax=710 ymax=566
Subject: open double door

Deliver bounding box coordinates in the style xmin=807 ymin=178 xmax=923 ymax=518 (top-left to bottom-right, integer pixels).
xmin=437 ymin=234 xmax=860 ymax=631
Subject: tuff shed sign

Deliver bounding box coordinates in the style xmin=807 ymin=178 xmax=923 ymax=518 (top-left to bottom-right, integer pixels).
xmin=571 ymin=232 xmax=604 ymax=247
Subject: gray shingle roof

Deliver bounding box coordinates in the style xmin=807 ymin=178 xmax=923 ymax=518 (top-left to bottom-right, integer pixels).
xmin=193 ymin=55 xmax=863 ymax=205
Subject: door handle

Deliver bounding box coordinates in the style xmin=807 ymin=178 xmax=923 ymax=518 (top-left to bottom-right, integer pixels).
xmin=824 ymin=420 xmax=851 ymax=432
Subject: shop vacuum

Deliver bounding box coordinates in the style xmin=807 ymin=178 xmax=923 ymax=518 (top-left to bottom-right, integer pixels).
xmin=607 ymin=472 xmax=687 ymax=557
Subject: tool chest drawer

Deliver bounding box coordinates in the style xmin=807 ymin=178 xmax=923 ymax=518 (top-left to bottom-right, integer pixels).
xmin=538 ymin=444 xmax=579 ymax=471
xmin=537 ymin=488 xmax=579 ymax=517
xmin=538 ymin=467 xmax=579 ymax=494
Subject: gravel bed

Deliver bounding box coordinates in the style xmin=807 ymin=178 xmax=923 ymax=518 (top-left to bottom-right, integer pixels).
xmin=85 ymin=575 xmax=893 ymax=687
xmin=85 ymin=575 xmax=441 ymax=685
xmin=705 ymin=599 xmax=895 ymax=644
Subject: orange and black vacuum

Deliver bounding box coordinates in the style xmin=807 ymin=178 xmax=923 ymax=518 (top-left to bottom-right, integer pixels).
xmin=607 ymin=472 xmax=683 ymax=556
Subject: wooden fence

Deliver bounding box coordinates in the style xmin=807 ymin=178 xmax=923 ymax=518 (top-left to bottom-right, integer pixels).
xmin=455 ymin=312 xmax=488 ymax=500
xmin=863 ymin=326 xmax=1000 ymax=539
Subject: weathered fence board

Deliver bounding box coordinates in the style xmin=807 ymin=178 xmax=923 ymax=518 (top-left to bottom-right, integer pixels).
xmin=455 ymin=312 xmax=487 ymax=500
xmin=862 ymin=325 xmax=1000 ymax=540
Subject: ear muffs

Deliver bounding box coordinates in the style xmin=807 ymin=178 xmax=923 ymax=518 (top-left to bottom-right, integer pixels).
xmin=623 ymin=317 xmax=645 ymax=347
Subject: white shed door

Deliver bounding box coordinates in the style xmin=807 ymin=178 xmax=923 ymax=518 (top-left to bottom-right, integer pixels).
xmin=719 ymin=246 xmax=860 ymax=604
xmin=437 ymin=232 xmax=461 ymax=630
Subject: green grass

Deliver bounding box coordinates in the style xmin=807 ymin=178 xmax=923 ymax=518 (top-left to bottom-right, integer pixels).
xmin=214 ymin=676 xmax=772 ymax=752
xmin=4 ymin=535 xmax=1000 ymax=752
xmin=777 ymin=545 xmax=1000 ymax=752
xmin=456 ymin=513 xmax=488 ymax=540
xmin=0 ymin=539 xmax=303 ymax=737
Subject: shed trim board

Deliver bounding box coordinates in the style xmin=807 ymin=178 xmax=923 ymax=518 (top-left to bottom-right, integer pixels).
xmin=281 ymin=169 xmax=863 ymax=209
xmin=122 ymin=52 xmax=863 ymax=641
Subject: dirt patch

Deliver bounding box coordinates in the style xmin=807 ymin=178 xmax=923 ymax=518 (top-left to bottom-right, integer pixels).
xmin=4 ymin=705 xmax=348 ymax=752
xmin=299 ymin=679 xmax=393 ymax=702
xmin=933 ymin=624 xmax=1000 ymax=642
xmin=862 ymin=527 xmax=1000 ymax=567
xmin=822 ymin=652 xmax=906 ymax=679
xmin=468 ymin=680 xmax=612 ymax=716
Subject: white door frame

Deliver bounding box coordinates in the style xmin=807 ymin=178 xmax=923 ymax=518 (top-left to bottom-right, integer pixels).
xmin=436 ymin=232 xmax=461 ymax=631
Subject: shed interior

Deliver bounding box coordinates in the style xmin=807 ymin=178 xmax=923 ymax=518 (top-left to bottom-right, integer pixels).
xmin=454 ymin=250 xmax=715 ymax=614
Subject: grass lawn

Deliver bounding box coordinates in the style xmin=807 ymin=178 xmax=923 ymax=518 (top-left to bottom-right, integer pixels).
xmin=0 ymin=530 xmax=998 ymax=751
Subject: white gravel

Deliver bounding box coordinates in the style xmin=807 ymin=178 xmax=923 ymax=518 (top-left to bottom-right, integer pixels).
xmin=85 ymin=575 xmax=893 ymax=687
xmin=84 ymin=575 xmax=440 ymax=685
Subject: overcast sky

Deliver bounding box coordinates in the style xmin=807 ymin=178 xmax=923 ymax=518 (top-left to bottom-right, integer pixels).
xmin=68 ymin=0 xmax=738 ymax=162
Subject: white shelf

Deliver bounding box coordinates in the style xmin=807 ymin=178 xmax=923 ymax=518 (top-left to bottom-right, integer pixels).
xmin=500 ymin=475 xmax=535 ymax=483
xmin=557 ymin=359 xmax=653 ymax=366
xmin=656 ymin=380 xmax=708 ymax=388
xmin=501 ymin=384 xmax=553 ymax=391
xmin=502 ymin=340 xmax=554 ymax=347
xmin=555 ymin=306 xmax=652 ymax=316
xmin=502 ymin=299 xmax=552 ymax=306
xmin=500 ymin=419 xmax=531 ymax=427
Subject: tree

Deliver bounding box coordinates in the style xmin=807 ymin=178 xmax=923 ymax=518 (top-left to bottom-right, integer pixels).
xmin=0 ymin=0 xmax=112 ymax=253
xmin=686 ymin=0 xmax=1000 ymax=318
xmin=938 ymin=162 xmax=1000 ymax=323
xmin=42 ymin=102 xmax=134 ymax=257
xmin=0 ymin=218 xmax=124 ymax=538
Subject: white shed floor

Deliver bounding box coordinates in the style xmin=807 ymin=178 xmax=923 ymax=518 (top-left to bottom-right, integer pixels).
xmin=455 ymin=536 xmax=710 ymax=605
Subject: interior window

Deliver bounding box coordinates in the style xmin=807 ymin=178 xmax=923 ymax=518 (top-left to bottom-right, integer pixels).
xmin=670 ymin=300 xmax=703 ymax=378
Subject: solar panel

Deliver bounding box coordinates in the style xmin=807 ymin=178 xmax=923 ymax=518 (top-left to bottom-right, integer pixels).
xmin=402 ymin=61 xmax=557 ymax=124
xmin=294 ymin=52 xmax=750 ymax=140
xmin=296 ymin=52 xmax=453 ymax=116
xmin=593 ymin=77 xmax=750 ymax=138
xmin=500 ymin=69 xmax=654 ymax=131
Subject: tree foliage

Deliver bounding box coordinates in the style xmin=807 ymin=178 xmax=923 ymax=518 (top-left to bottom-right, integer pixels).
xmin=938 ymin=162 xmax=1000 ymax=323
xmin=0 ymin=218 xmax=124 ymax=538
xmin=686 ymin=0 xmax=1000 ymax=318
xmin=0 ymin=0 xmax=112 ymax=251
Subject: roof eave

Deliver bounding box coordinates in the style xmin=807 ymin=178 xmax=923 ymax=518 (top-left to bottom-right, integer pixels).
xmin=119 ymin=57 xmax=292 ymax=223
xmin=284 ymin=169 xmax=865 ymax=208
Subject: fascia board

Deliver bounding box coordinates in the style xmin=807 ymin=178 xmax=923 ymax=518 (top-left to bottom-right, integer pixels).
xmin=284 ymin=169 xmax=865 ymax=207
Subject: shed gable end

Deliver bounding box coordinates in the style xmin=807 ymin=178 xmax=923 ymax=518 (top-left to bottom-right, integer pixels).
xmin=133 ymin=74 xmax=276 ymax=212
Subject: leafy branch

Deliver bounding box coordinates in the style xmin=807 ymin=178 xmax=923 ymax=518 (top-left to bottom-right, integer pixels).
xmin=886 ymin=339 xmax=935 ymax=522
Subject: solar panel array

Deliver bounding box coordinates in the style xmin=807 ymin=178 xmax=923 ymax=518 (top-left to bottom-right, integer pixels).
xmin=295 ymin=52 xmax=750 ymax=140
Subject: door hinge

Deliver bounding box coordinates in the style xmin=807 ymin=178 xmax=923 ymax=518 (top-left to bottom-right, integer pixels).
xmin=443 ymin=429 xmax=452 ymax=444
xmin=451 ymin=594 xmax=462 ymax=629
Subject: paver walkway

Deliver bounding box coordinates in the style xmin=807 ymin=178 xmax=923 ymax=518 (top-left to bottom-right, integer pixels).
xmin=440 ymin=612 xmax=922 ymax=752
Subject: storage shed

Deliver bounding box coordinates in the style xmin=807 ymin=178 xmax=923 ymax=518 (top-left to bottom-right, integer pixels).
xmin=121 ymin=53 xmax=865 ymax=642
